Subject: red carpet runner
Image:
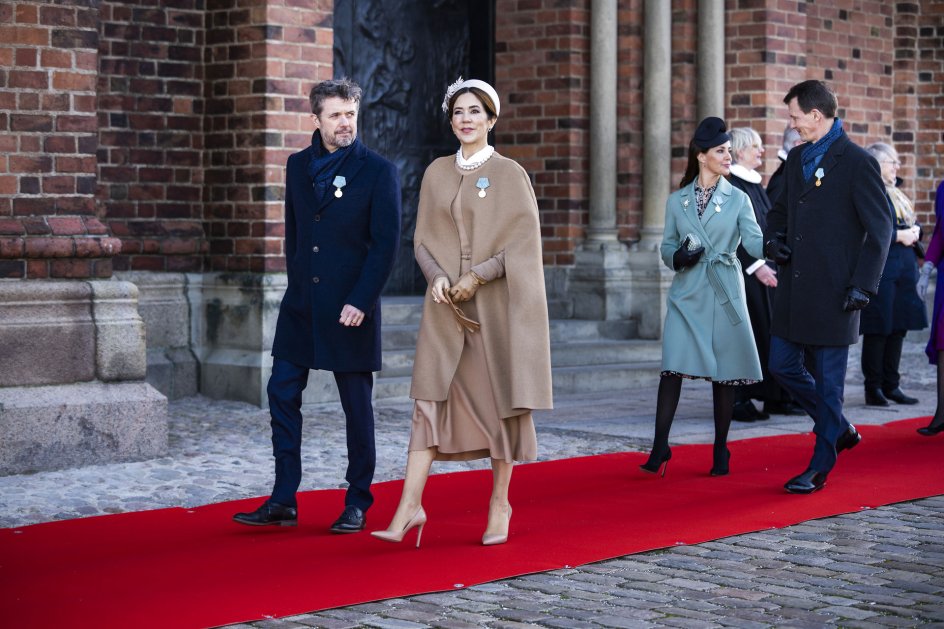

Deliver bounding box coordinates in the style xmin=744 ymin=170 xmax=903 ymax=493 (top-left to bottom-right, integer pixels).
xmin=1 ymin=416 xmax=940 ymax=628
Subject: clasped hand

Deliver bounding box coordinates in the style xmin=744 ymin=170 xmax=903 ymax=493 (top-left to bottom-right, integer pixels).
xmin=430 ymin=273 xmax=480 ymax=304
xmin=672 ymin=237 xmax=704 ymax=271
xmin=764 ymin=232 xmax=792 ymax=265
xmin=896 ymin=225 xmax=920 ymax=247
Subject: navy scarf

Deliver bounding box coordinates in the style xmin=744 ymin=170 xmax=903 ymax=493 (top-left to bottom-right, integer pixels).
xmin=307 ymin=131 xmax=355 ymax=203
xmin=801 ymin=118 xmax=843 ymax=181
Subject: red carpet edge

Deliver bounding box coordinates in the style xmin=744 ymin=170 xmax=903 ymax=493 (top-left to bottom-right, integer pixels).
xmin=0 ymin=415 xmax=939 ymax=628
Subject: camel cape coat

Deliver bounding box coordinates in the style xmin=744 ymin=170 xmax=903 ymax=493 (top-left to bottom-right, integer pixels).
xmin=410 ymin=153 xmax=553 ymax=417
xmin=660 ymin=176 xmax=765 ymax=381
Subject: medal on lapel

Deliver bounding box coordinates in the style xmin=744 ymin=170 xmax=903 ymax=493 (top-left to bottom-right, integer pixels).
xmin=476 ymin=177 xmax=490 ymax=198
xmin=814 ymin=167 xmax=824 ymax=187
xmin=714 ymin=199 xmax=722 ymax=213
xmin=333 ymin=175 xmax=346 ymax=198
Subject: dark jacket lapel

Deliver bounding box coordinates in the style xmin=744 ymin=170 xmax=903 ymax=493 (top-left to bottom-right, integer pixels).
xmin=800 ymin=132 xmax=848 ymax=197
xmin=316 ymin=140 xmax=369 ymax=213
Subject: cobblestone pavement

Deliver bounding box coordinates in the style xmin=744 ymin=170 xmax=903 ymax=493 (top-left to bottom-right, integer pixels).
xmin=2 ymin=339 xmax=941 ymax=627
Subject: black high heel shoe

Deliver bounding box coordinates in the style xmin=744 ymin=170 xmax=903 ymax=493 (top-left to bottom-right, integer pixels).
xmin=640 ymin=446 xmax=672 ymax=476
xmin=710 ymin=447 xmax=730 ymax=476
xmin=918 ymin=418 xmax=944 ymax=436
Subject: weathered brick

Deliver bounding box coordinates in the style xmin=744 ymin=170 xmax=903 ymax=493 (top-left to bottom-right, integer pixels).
xmin=25 ymin=236 xmax=73 ymax=258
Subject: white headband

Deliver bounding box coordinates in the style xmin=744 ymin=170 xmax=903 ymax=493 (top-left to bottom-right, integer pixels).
xmin=441 ymin=77 xmax=500 ymax=118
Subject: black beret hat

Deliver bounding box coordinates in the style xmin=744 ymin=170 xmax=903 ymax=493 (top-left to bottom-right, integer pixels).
xmin=692 ymin=116 xmax=730 ymax=150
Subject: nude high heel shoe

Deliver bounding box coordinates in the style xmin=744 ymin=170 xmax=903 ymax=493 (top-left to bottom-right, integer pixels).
xmin=482 ymin=506 xmax=512 ymax=546
xmin=370 ymin=507 xmax=427 ymax=548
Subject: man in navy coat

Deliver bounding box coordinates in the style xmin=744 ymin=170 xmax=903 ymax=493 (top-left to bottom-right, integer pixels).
xmin=765 ymin=80 xmax=892 ymax=494
xmin=234 ymin=79 xmax=401 ymax=532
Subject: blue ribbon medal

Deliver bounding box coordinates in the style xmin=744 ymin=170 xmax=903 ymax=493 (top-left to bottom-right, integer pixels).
xmin=476 ymin=177 xmax=490 ymax=198
xmin=333 ymin=175 xmax=346 ymax=198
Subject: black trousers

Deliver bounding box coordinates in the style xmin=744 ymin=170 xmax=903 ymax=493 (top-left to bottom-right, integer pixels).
xmin=267 ymin=357 xmax=375 ymax=511
xmin=861 ymin=331 xmax=905 ymax=392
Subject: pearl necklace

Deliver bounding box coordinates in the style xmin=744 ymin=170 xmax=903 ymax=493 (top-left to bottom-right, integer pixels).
xmin=456 ymin=145 xmax=494 ymax=171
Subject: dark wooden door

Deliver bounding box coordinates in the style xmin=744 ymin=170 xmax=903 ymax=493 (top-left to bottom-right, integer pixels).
xmin=333 ymin=0 xmax=494 ymax=295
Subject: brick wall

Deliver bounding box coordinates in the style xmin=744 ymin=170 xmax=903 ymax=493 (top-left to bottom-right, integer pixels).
xmin=495 ymin=0 xmax=591 ymax=267
xmin=0 ymin=0 xmax=118 ymax=279
xmin=4 ymin=1 xmax=942 ymax=279
xmin=911 ymin=0 xmax=944 ymax=229
xmin=202 ymin=0 xmax=331 ymax=274
xmin=616 ymin=0 xmax=642 ymax=242
xmin=97 ymin=0 xmax=206 ymax=273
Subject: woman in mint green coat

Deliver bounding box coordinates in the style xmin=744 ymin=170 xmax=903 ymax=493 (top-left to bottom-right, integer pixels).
xmin=640 ymin=117 xmax=765 ymax=477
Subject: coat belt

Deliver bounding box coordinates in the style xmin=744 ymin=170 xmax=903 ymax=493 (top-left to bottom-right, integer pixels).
xmin=698 ymin=251 xmax=742 ymax=325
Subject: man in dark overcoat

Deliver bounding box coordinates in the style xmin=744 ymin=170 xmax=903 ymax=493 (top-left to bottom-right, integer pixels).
xmin=234 ymin=79 xmax=401 ymax=532
xmin=764 ymin=80 xmax=892 ymax=494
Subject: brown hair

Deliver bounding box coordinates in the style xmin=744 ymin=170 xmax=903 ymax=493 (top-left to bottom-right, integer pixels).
xmin=446 ymin=87 xmax=498 ymax=120
xmin=679 ymin=140 xmax=703 ymax=189
xmin=309 ymin=78 xmax=362 ymax=116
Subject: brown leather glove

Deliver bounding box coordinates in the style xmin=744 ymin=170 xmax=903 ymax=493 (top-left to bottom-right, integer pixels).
xmin=448 ymin=272 xmax=480 ymax=303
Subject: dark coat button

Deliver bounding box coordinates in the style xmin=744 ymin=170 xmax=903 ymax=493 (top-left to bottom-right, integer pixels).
xmin=312 ymin=246 xmax=319 ymax=253
xmin=312 ymin=277 xmax=320 ymax=283
xmin=314 ymin=215 xmax=321 ymax=222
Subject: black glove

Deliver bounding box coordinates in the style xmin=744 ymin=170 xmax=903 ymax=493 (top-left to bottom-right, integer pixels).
xmin=764 ymin=233 xmax=792 ymax=265
xmin=672 ymin=237 xmax=704 ymax=271
xmin=842 ymin=286 xmax=870 ymax=312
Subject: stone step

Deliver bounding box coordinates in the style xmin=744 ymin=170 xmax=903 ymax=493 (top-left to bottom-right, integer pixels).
xmin=378 ymin=339 xmax=662 ymax=378
xmin=382 ymin=318 xmax=639 ymax=350
xmin=379 ymin=296 xmax=424 ymax=326
xmin=373 ymin=360 xmax=663 ymax=400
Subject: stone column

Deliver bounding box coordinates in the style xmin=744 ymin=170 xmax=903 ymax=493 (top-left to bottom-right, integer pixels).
xmin=0 ymin=0 xmax=168 ymax=474
xmin=626 ymin=0 xmax=674 ymax=339
xmin=697 ymin=0 xmax=725 ymax=121
xmin=586 ymin=0 xmax=618 ymax=244
xmin=638 ymin=0 xmax=672 ymax=252
xmin=568 ymin=0 xmax=633 ymax=320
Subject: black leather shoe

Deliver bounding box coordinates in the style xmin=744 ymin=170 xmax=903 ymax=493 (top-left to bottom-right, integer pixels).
xmin=732 ymin=401 xmax=757 ymax=423
xmin=784 ymin=469 xmax=827 ymax=494
xmin=330 ymin=505 xmax=365 ymax=533
xmin=233 ymin=500 xmax=297 ymax=527
xmin=764 ymin=401 xmax=805 ymax=416
xmin=864 ymin=388 xmax=889 ymax=407
xmin=835 ymin=426 xmax=861 ymax=454
xmin=883 ymin=388 xmax=918 ymax=405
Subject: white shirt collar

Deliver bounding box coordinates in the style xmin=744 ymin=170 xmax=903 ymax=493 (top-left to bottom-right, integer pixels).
xmin=456 ymin=145 xmax=494 ymax=168
xmin=729 ymin=163 xmax=762 ymax=184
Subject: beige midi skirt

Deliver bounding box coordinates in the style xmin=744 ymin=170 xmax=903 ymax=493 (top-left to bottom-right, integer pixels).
xmin=409 ymin=308 xmax=537 ymax=463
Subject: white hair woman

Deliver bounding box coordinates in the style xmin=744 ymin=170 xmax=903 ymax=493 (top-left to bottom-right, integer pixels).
xmin=859 ymin=142 xmax=926 ymax=407
xmin=727 ymin=127 xmax=804 ymax=421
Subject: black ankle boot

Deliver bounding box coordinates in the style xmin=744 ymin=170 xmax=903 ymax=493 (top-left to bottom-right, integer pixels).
xmin=710 ymin=446 xmax=730 ymax=476
xmin=640 ymin=445 xmax=672 ymax=476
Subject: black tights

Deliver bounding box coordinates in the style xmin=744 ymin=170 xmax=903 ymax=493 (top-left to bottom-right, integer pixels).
xmin=650 ymin=374 xmax=736 ymax=454
xmin=932 ymin=352 xmax=944 ymax=430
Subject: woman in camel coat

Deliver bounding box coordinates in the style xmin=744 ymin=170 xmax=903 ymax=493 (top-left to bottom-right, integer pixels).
xmin=372 ymin=78 xmax=552 ymax=548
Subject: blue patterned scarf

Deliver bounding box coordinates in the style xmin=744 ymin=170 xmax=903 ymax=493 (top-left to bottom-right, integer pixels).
xmin=307 ymin=131 xmax=355 ymax=203
xmin=801 ymin=118 xmax=843 ymax=181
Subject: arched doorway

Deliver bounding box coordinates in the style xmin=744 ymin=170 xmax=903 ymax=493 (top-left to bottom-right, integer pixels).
xmin=333 ymin=0 xmax=495 ymax=295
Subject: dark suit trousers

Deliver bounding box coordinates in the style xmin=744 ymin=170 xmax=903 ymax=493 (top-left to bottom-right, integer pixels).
xmin=769 ymin=336 xmax=851 ymax=473
xmin=861 ymin=331 xmax=905 ymax=392
xmin=267 ymin=357 xmax=375 ymax=511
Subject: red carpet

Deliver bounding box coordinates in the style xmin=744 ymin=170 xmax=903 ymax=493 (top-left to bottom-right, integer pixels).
xmin=1 ymin=416 xmax=940 ymax=628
